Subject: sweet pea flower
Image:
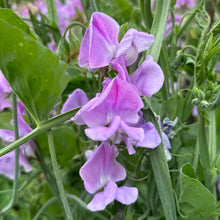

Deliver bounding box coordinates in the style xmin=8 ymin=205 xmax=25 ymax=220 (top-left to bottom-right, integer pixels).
xmin=130 ymin=55 xmax=164 ymax=97
xmin=36 ymin=0 xmax=83 ymax=34
xmin=72 ymin=76 xmax=161 ymax=153
xmin=80 ymin=142 xmax=138 ymax=211
xmin=78 ymin=12 xmax=154 ymax=69
xmin=175 ymin=0 xmax=195 ymax=8
xmin=0 ymin=102 xmax=35 ymax=179
xmin=0 ymin=150 xmax=32 ymax=179
xmin=61 ymin=88 xmax=88 ymax=114
xmin=0 ymin=71 xmax=12 ymax=111
xmin=111 ymin=55 xmax=164 ymax=98
xmin=164 ymin=14 xmax=182 ymax=38
xmin=73 ymin=77 xmax=145 ymax=144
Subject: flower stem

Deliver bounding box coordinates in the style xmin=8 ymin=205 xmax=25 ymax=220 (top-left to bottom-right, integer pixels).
xmin=144 ymin=98 xmax=177 ymax=220
xmin=45 ymin=0 xmax=58 ymax=26
xmin=0 ymin=107 xmax=80 ymax=157
xmin=47 ymin=129 xmax=73 ymax=220
xmin=0 ymin=93 xmax=19 ymax=214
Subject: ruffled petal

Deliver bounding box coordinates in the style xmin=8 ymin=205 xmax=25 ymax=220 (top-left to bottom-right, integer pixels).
xmin=116 ymin=29 xmax=154 ymax=66
xmin=87 ymin=181 xmax=118 ymax=211
xmin=85 ymin=116 xmax=121 ymax=141
xmin=61 ymin=89 xmax=88 ymax=113
xmin=130 ymin=55 xmax=164 ymax=97
xmin=115 ymin=186 xmax=138 ymax=205
xmin=136 ymin=122 xmax=161 ymax=148
xmin=120 ymin=120 xmax=145 ymax=142
xmin=0 ymin=129 xmax=15 ymax=142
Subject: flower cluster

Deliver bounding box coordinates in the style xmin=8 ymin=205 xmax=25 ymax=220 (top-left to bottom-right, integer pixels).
xmin=35 ymin=0 xmax=83 ymax=34
xmin=63 ymin=12 xmax=165 ymax=211
xmin=0 ymin=72 xmax=34 ymax=179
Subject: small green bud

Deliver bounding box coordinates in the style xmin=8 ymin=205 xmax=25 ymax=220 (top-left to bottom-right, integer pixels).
xmin=192 ymin=98 xmax=200 ymax=105
xmin=193 ymin=87 xmax=199 ymax=96
xmin=199 ymin=100 xmax=209 ymax=109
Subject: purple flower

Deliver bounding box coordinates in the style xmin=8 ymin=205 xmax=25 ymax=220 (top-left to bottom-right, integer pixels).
xmin=61 ymin=88 xmax=88 ymax=113
xmin=36 ymin=0 xmax=83 ymax=34
xmin=164 ymin=14 xmax=182 ymax=38
xmin=130 ymin=55 xmax=164 ymax=97
xmin=72 ymin=76 xmax=161 ymax=153
xmin=0 ymin=150 xmax=32 ymax=180
xmin=111 ymin=55 xmax=164 ymax=98
xmin=79 ymin=142 xmax=138 ymax=211
xmin=0 ymin=71 xmax=12 ymax=111
xmin=175 ymin=0 xmax=195 ymax=8
xmin=73 ymin=77 xmax=145 ymax=143
xmin=78 ymin=12 xmax=154 ymax=69
xmin=0 ymin=102 xmax=35 ymax=179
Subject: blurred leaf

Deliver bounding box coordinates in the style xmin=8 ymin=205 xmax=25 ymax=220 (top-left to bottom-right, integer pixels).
xmin=159 ymin=94 xmax=184 ymax=121
xmin=118 ymin=22 xmax=128 ymax=42
xmin=52 ymin=125 xmax=79 ymax=167
xmin=0 ymin=112 xmax=13 ymax=129
xmin=0 ymin=8 xmax=36 ymax=40
xmin=36 ymin=125 xmax=79 ymax=167
xmin=0 ymin=15 xmax=70 ymax=123
xmin=179 ymin=163 xmax=217 ymax=217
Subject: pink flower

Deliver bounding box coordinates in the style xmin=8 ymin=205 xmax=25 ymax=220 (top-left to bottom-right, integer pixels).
xmin=80 ymin=142 xmax=138 ymax=211
xmin=78 ymin=12 xmax=154 ymax=69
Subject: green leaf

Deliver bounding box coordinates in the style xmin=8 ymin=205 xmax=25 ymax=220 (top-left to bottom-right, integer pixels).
xmin=118 ymin=22 xmax=128 ymax=42
xmin=0 ymin=8 xmax=36 ymax=39
xmin=159 ymin=94 xmax=185 ymax=121
xmin=0 ymin=17 xmax=70 ymax=123
xmin=0 ymin=112 xmax=13 ymax=129
xmin=179 ymin=163 xmax=217 ymax=217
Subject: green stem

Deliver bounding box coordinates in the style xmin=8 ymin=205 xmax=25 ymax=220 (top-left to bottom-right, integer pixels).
xmin=35 ymin=148 xmax=59 ymax=197
xmin=0 ymin=107 xmax=80 ymax=157
xmin=208 ymin=110 xmax=216 ymax=165
xmin=45 ymin=0 xmax=58 ymax=26
xmin=139 ymin=0 xmax=153 ymax=30
xmin=33 ymin=197 xmax=57 ymax=220
xmin=146 ymin=0 xmax=171 ymax=62
xmin=0 ymin=93 xmax=19 ymax=214
xmin=197 ymin=110 xmax=214 ymax=191
xmin=144 ymin=98 xmax=177 ymax=220
xmin=57 ymin=22 xmax=86 ymax=57
xmin=47 ymin=129 xmax=73 ymax=220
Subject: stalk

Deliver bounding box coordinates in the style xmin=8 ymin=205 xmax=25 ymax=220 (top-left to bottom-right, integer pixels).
xmin=0 ymin=93 xmax=19 ymax=214
xmin=0 ymin=107 xmax=80 ymax=157
xmin=47 ymin=129 xmax=73 ymax=220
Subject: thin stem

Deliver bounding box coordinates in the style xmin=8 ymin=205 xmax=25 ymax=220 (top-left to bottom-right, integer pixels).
xmin=45 ymin=0 xmax=58 ymax=26
xmin=57 ymin=22 xmax=86 ymax=57
xmin=139 ymin=0 xmax=153 ymax=30
xmin=0 ymin=107 xmax=80 ymax=157
xmin=144 ymin=98 xmax=177 ymax=220
xmin=47 ymin=129 xmax=73 ymax=220
xmin=0 ymin=93 xmax=19 ymax=214
xmin=146 ymin=0 xmax=171 ymax=62
xmin=33 ymin=197 xmax=57 ymax=220
xmin=209 ymin=110 xmax=216 ymax=165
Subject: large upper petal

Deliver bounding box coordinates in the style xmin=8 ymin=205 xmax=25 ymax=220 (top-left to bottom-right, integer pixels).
xmin=78 ymin=77 xmax=143 ymax=127
xmin=130 ymin=55 xmax=164 ymax=97
xmin=78 ymin=12 xmax=119 ymax=69
xmin=79 ymin=143 xmax=126 ymax=194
